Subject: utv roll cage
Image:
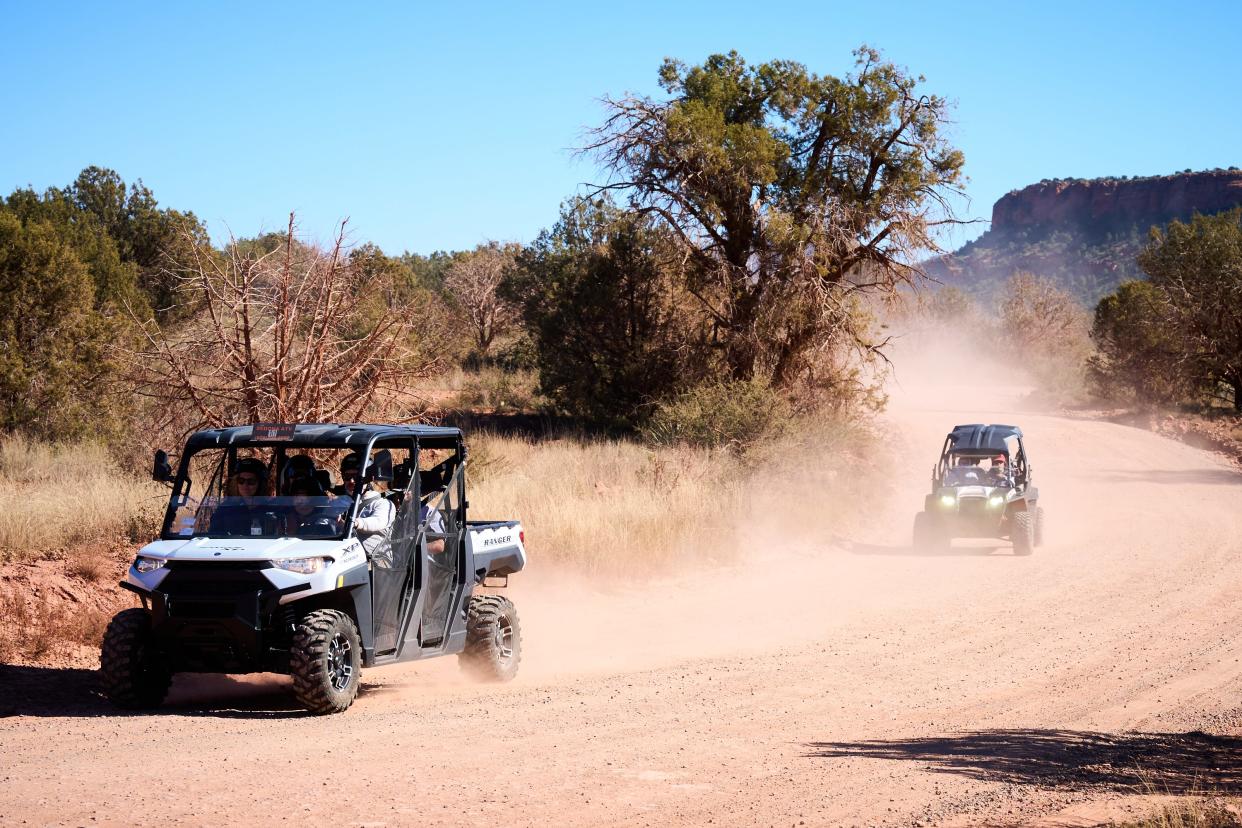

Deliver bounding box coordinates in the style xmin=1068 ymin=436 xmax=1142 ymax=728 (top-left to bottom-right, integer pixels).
xmin=157 ymin=423 xmax=466 ymax=541
xmin=932 ymin=423 xmax=1032 ymax=489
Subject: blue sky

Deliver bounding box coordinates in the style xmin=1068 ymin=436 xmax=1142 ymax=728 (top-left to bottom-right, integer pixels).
xmin=3 ymin=1 xmax=1239 ymax=254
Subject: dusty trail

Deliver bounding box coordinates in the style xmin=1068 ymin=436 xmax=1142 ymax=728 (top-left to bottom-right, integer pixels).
xmin=4 ymin=350 xmax=1242 ymax=827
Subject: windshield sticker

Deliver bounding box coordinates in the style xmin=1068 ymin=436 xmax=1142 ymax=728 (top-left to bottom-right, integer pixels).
xmin=251 ymin=422 xmax=295 ymax=440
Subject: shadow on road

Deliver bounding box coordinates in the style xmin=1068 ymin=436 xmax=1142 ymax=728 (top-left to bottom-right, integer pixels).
xmin=807 ymin=729 xmax=1242 ymax=793
xmin=835 ymin=537 xmax=1011 ymax=558
xmin=0 ymin=664 xmax=385 ymax=719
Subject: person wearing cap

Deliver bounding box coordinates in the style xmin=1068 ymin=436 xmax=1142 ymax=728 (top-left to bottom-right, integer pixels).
xmin=342 ymin=453 xmax=396 ymax=562
xmin=987 ymin=454 xmax=1009 ymax=485
xmin=332 ymin=453 xmax=362 ymax=498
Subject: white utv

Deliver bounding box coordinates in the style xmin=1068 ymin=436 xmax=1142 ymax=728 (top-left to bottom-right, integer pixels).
xmin=102 ymin=423 xmax=526 ymax=714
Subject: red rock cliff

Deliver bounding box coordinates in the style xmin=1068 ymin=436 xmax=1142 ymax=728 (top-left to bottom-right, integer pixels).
xmin=992 ymin=170 xmax=1242 ymax=232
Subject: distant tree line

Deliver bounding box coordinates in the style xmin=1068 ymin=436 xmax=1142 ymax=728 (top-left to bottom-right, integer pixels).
xmin=1090 ymin=210 xmax=1242 ymax=412
xmin=3 ymin=46 xmax=974 ymax=452
xmin=924 ymin=211 xmax=1242 ymax=414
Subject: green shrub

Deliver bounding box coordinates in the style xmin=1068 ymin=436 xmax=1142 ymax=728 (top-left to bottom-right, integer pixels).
xmin=643 ymin=379 xmax=793 ymax=449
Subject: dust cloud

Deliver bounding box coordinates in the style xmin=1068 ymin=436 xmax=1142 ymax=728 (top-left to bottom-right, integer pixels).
xmin=373 ymin=323 xmax=1071 ymax=692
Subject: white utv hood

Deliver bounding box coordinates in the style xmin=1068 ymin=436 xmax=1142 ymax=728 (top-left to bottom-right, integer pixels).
xmin=128 ymin=536 xmax=366 ymax=600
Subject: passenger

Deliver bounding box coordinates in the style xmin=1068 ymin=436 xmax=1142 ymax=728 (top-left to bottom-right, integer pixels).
xmin=952 ymin=457 xmax=983 ymax=484
xmin=332 ymin=452 xmax=362 ymax=498
xmin=354 ymin=472 xmax=396 ymax=563
xmin=281 ymin=454 xmax=317 ymax=495
xmin=420 ymin=492 xmax=447 ymax=556
xmin=286 ymin=479 xmax=336 ymax=537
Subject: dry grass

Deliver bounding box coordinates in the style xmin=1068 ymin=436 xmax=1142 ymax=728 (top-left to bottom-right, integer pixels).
xmin=467 ymin=414 xmax=886 ymax=576
xmin=0 ymin=435 xmax=166 ymax=562
xmin=1109 ymin=799 xmax=1242 ymax=827
xmin=0 ymin=586 xmax=112 ymax=663
xmin=467 ymin=433 xmax=743 ymax=574
xmin=0 ymin=413 xmax=884 ymax=580
xmin=424 ymin=366 xmax=543 ymax=412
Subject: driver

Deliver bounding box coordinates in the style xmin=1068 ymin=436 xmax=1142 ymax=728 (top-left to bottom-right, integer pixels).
xmin=210 ymin=457 xmax=270 ymax=536
xmin=987 ymin=455 xmax=1008 ymax=484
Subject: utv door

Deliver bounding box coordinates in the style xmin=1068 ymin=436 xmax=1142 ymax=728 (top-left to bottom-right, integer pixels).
xmin=369 ymin=444 xmax=420 ymax=656
xmin=418 ymin=461 xmax=464 ymax=646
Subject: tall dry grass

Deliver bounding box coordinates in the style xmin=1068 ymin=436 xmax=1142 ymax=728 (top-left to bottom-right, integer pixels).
xmin=0 ymin=435 xmax=166 ymax=562
xmin=467 ymin=433 xmax=744 ymax=574
xmin=0 ymin=413 xmax=886 ymax=575
xmin=1111 ymin=798 xmax=1241 ymax=827
xmin=467 ymin=413 xmax=887 ymax=576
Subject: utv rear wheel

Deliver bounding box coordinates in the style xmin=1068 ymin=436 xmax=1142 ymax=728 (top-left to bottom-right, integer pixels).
xmin=459 ymin=595 xmax=521 ymax=682
xmin=1012 ymin=510 xmax=1035 ymax=556
xmin=1033 ymin=506 xmax=1046 ymax=547
xmin=290 ymin=609 xmax=361 ymax=715
xmin=100 ymin=608 xmax=172 ymax=710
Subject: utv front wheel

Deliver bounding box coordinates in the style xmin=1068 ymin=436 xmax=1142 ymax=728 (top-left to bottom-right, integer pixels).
xmin=459 ymin=595 xmax=522 ymax=682
xmin=1033 ymin=506 xmax=1046 ymax=547
xmin=1012 ymin=510 xmax=1035 ymax=556
xmin=913 ymin=511 xmax=948 ymax=550
xmin=100 ymin=608 xmax=172 ymax=710
xmin=290 ymin=609 xmax=362 ymax=714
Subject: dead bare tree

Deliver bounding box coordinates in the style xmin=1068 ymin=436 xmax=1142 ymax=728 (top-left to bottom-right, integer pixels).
xmin=125 ymin=214 xmax=450 ymax=439
xmin=442 ymin=241 xmax=521 ymax=357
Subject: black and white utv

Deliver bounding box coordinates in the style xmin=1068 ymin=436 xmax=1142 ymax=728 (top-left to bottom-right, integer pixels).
xmin=102 ymin=423 xmax=526 ymax=714
xmin=912 ymin=423 xmax=1044 ymax=555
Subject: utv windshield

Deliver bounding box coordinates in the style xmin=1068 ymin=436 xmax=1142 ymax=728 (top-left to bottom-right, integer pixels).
xmin=943 ymin=453 xmax=1012 ymax=488
xmin=162 ymin=447 xmax=356 ymax=541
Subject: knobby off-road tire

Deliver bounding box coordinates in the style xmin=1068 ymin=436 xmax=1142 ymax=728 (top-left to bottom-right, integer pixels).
xmin=1033 ymin=506 xmax=1046 ymax=547
xmin=100 ymin=608 xmax=172 ymax=710
xmin=459 ymin=595 xmax=522 ymax=682
xmin=290 ymin=609 xmax=362 ymax=715
xmin=1012 ymin=510 xmax=1035 ymax=556
xmin=912 ymin=511 xmax=948 ymax=551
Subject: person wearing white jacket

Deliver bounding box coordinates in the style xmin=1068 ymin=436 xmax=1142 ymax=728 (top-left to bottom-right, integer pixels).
xmin=353 ymin=481 xmax=396 ymax=563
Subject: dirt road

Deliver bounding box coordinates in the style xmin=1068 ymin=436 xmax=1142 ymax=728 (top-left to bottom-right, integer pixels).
xmin=4 ymin=359 xmax=1241 ymax=827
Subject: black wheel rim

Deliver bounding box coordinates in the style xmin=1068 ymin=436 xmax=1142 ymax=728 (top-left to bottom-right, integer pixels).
xmin=328 ymin=632 xmax=353 ymax=691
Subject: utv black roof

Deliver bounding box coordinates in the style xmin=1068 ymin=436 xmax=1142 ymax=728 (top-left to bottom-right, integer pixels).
xmin=945 ymin=423 xmax=1022 ymax=456
xmin=184 ymin=423 xmax=463 ymax=451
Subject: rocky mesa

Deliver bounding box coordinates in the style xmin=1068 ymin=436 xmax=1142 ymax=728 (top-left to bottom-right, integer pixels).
xmin=935 ymin=168 xmax=1242 ymax=304
xmin=992 ymin=169 xmax=1242 ymax=234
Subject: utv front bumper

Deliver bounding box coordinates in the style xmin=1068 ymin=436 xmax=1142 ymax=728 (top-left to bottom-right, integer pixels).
xmin=936 ymin=495 xmax=1007 ymax=538
xmin=123 ymin=561 xmax=308 ymax=673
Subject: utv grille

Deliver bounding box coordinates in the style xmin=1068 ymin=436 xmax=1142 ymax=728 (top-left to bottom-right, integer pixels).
xmin=168 ymin=599 xmax=237 ymax=619
xmin=159 ymin=562 xmax=273 ymax=597
xmin=958 ymin=496 xmax=988 ymax=518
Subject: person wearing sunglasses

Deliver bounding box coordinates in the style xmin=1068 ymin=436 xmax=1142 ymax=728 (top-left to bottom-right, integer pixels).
xmin=210 ymin=457 xmax=271 ymax=536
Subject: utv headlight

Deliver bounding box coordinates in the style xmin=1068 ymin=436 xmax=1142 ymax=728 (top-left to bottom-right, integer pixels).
xmin=274 ymin=556 xmax=328 ymax=575
xmin=134 ymin=556 xmax=166 ymax=574
xmin=939 ymin=494 xmax=956 ymax=507
xmin=988 ymin=494 xmax=1005 ymax=508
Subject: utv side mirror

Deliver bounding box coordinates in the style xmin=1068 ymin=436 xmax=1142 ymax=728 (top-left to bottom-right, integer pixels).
xmin=153 ymin=449 xmax=173 ymax=483
xmin=363 ymin=449 xmax=393 ymax=482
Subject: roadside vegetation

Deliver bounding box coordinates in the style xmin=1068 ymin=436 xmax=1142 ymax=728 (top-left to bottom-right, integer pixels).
xmin=1108 ymin=798 xmax=1241 ymax=828
xmin=5 ymin=43 xmax=1240 ymax=666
